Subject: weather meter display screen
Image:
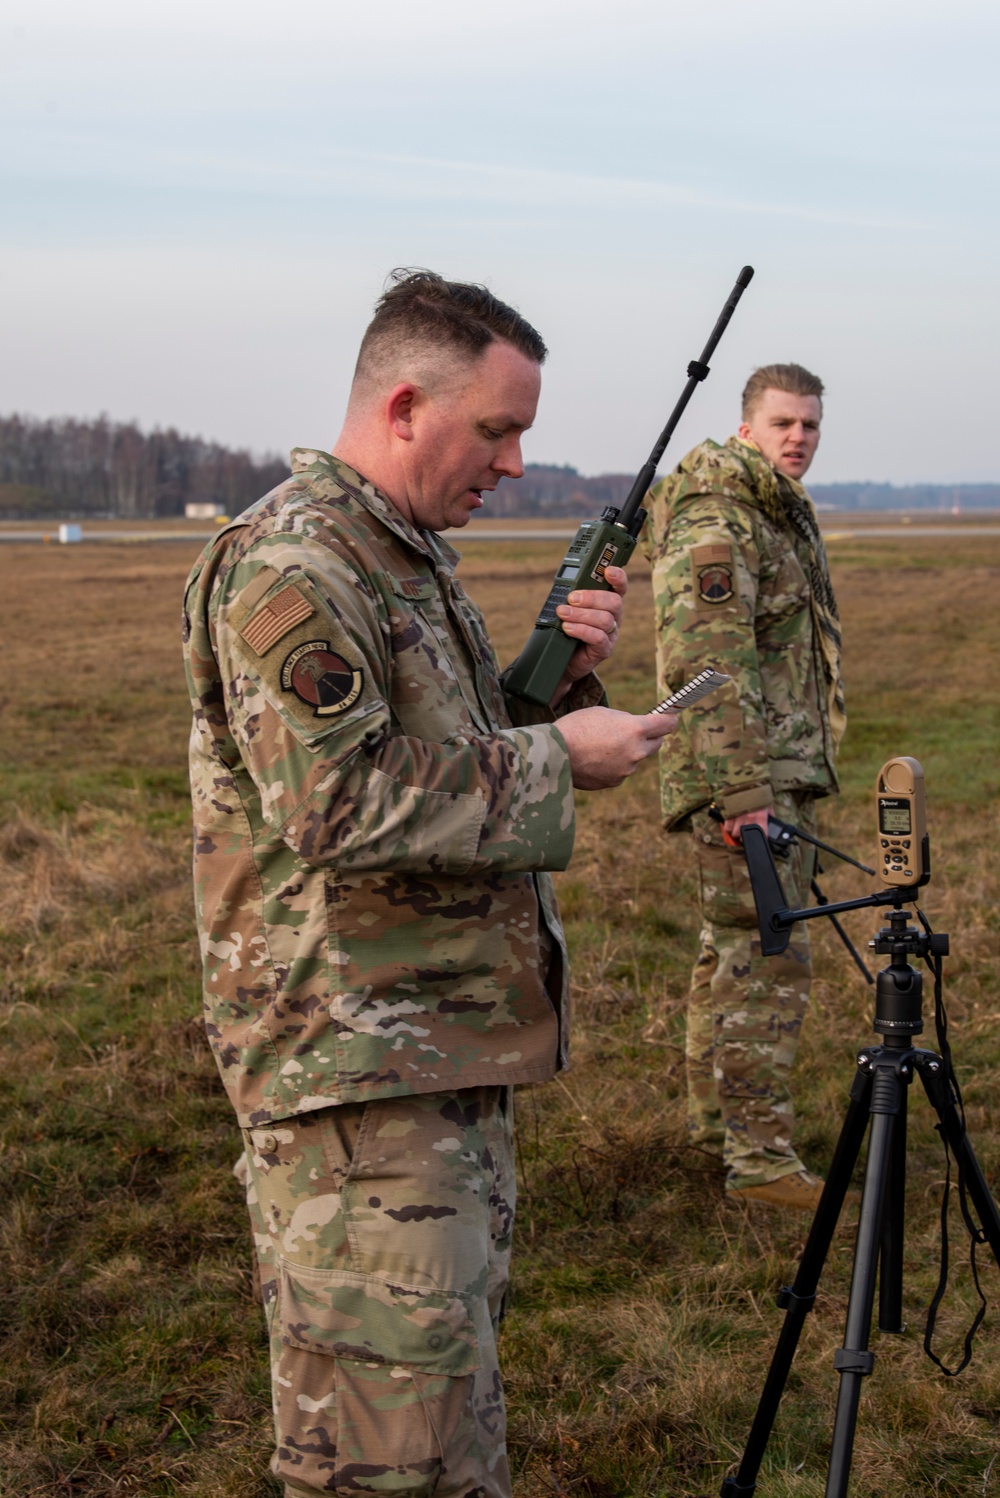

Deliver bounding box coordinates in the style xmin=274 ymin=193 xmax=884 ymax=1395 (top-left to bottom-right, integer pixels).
xmin=879 ymin=799 xmax=911 ymax=835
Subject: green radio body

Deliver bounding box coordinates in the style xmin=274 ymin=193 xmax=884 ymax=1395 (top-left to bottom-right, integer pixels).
xmin=503 ymin=517 xmax=641 ymax=706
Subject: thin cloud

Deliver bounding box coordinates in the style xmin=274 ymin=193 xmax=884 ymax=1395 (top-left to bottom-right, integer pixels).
xmin=3 ymin=128 xmax=920 ymax=235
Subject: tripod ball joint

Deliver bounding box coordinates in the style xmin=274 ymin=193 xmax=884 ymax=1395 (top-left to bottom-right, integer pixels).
xmin=873 ymin=961 xmax=924 ymax=1036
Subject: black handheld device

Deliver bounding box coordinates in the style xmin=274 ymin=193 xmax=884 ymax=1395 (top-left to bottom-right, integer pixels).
xmin=504 ymin=266 xmax=755 ymax=706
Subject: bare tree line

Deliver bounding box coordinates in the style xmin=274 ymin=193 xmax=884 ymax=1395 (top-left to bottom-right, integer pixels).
xmin=3 ymin=412 xmax=997 ymax=521
xmin=0 ymin=414 xmax=289 ymax=519
xmin=0 ymin=414 xmax=636 ymax=522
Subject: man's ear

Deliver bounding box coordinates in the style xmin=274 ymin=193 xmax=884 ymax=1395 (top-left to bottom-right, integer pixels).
xmin=386 ymin=382 xmax=421 ymax=442
xmin=737 ymin=420 xmax=752 ymax=441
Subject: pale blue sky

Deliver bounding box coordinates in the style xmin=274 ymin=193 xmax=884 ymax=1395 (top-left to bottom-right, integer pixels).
xmin=2 ymin=0 xmax=998 ymax=483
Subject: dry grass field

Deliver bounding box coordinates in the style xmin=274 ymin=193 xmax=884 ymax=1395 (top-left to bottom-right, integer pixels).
xmin=1 ymin=525 xmax=999 ymax=1497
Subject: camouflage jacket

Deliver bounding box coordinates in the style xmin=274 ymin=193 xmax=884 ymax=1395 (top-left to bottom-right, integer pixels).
xmin=183 ymin=449 xmax=582 ymax=1128
xmin=643 ymin=436 xmax=840 ymax=829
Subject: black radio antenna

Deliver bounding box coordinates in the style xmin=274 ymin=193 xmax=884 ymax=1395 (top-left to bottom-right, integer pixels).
xmin=616 ymin=265 xmax=754 ymax=532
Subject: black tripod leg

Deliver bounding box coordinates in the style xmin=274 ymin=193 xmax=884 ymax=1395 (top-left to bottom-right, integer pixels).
xmin=720 ymin=1067 xmax=872 ymax=1498
xmin=826 ymin=1063 xmax=905 ymax=1498
xmin=917 ymin=1056 xmax=1000 ymax=1265
xmin=878 ymin=1077 xmax=908 ymax=1333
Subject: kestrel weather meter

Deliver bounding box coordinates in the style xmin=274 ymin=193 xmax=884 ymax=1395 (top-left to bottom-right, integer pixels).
xmin=876 ymin=756 xmax=928 ymax=887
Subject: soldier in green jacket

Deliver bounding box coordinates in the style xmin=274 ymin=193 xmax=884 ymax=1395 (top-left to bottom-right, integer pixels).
xmin=644 ymin=363 xmax=845 ymax=1213
xmin=183 ymin=269 xmax=676 ymax=1498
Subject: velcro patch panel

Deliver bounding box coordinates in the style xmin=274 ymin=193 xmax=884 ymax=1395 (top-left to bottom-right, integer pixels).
xmin=241 ymin=586 xmax=315 ymax=655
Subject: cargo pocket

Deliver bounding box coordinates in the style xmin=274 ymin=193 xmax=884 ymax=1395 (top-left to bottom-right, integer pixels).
xmin=272 ymin=1257 xmax=481 ymax=1496
xmin=694 ymin=824 xmax=759 ymax=931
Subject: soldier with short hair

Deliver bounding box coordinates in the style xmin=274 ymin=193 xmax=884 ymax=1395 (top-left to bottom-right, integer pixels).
xmin=182 ymin=268 xmax=676 ymax=1498
xmin=643 ymin=362 xmax=844 ymax=1212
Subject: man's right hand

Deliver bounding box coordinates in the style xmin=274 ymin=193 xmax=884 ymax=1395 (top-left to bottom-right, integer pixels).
xmin=556 ymin=706 xmax=677 ymax=790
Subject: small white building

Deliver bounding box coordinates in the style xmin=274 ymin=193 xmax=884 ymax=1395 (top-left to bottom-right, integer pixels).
xmin=185 ymin=502 xmax=226 ymax=519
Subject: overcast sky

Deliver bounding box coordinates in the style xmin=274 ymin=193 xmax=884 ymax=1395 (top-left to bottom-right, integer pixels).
xmin=2 ymin=0 xmax=998 ymax=484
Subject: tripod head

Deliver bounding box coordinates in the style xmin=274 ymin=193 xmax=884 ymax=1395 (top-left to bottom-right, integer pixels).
xmin=871 ymin=907 xmax=949 ymax=964
xmin=741 ymin=757 xmax=933 ymax=961
xmin=741 ymin=823 xmax=917 ymax=957
xmin=867 ymin=907 xmax=948 ymax=1041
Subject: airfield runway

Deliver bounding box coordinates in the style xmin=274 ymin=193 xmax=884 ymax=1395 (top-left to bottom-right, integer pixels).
xmin=2 ymin=519 xmax=999 ymax=544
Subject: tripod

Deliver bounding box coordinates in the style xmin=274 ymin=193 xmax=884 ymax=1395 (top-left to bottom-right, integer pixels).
xmin=721 ymin=834 xmax=1000 ymax=1498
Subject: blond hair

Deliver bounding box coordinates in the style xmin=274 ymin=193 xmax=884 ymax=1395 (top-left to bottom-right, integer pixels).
xmin=742 ymin=363 xmax=824 ymax=421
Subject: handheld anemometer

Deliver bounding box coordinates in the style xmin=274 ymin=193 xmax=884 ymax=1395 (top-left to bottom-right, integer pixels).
xmin=876 ymin=756 xmax=928 ymax=887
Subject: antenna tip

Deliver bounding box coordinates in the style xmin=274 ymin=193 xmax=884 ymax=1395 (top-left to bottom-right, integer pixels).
xmin=738 ymin=266 xmax=755 ymax=286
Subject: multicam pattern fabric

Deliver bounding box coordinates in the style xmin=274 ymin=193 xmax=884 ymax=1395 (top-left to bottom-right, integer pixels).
xmin=182 ymin=449 xmax=581 ymax=1129
xmin=685 ymin=790 xmax=817 ymax=1188
xmin=239 ymin=1086 xmax=514 ymax=1498
xmin=642 ymin=436 xmax=841 ymax=827
xmin=777 ymin=470 xmax=846 ymax=745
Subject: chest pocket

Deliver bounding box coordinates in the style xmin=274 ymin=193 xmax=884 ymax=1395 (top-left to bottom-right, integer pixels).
xmin=385 ymin=576 xmax=490 ymax=740
xmin=757 ymin=538 xmax=811 ymax=633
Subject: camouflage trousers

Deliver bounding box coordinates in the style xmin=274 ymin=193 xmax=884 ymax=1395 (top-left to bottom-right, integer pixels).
xmin=686 ymin=790 xmax=818 ymax=1191
xmin=240 ymin=1086 xmax=515 ymax=1497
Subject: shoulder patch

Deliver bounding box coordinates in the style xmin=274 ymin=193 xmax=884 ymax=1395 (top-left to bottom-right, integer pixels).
xmin=694 ymin=546 xmax=736 ymax=604
xmin=240 ymin=585 xmax=315 ymax=655
xmin=280 ymin=641 xmax=365 ymax=717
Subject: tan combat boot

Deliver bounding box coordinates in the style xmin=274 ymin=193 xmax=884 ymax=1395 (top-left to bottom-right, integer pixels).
xmin=728 ymin=1170 xmax=825 ymax=1212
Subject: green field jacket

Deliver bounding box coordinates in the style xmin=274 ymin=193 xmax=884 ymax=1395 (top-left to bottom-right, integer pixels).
xmin=183 ymin=449 xmax=582 ymax=1127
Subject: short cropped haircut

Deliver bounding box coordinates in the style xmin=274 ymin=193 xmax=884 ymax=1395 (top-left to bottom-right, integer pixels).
xmin=353 ymin=269 xmax=547 ymax=393
xmin=742 ymin=363 xmax=824 ymax=420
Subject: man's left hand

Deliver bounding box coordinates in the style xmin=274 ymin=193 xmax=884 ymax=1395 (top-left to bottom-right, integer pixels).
xmin=551 ymin=565 xmax=627 ymax=705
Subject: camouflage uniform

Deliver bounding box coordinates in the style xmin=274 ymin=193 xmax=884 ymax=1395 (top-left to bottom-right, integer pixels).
xmin=643 ymin=437 xmax=842 ymax=1190
xmin=183 ymin=449 xmax=599 ymax=1496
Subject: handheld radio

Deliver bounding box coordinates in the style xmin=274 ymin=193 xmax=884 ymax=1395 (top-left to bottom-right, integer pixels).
xmin=876 ymin=756 xmax=929 ymax=887
xmin=504 ymin=266 xmax=755 ymax=706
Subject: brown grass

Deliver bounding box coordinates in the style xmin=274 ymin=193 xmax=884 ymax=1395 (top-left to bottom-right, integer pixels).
xmin=1 ymin=526 xmax=999 ymax=1496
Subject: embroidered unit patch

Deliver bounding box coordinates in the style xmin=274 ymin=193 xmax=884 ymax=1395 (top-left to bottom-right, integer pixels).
xmin=241 ymin=586 xmax=314 ymax=655
xmin=697 ymin=564 xmax=735 ymax=604
xmin=280 ymin=640 xmax=364 ymax=717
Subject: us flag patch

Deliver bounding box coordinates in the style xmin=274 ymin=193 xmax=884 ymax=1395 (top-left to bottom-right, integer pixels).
xmin=240 ymin=587 xmax=314 ymax=655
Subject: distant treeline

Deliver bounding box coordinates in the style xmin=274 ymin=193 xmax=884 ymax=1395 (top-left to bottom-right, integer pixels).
xmin=479 ymin=468 xmax=1000 ymax=518
xmin=1 ymin=415 xmax=998 ymax=519
xmin=808 ymin=481 xmax=1000 ymax=511
xmin=481 ymin=465 xmax=636 ymax=519
xmin=0 ymin=414 xmax=288 ymax=519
